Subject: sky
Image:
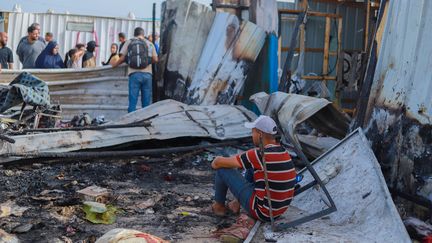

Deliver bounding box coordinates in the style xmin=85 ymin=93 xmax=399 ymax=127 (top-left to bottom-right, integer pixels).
xmin=0 ymin=0 xmax=213 ymax=19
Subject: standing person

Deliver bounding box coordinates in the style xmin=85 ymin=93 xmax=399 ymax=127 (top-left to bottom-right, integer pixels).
xmin=45 ymin=32 xmax=54 ymax=43
xmin=82 ymin=41 xmax=98 ymax=68
xmin=155 ymin=32 xmax=160 ymax=54
xmin=112 ymin=27 xmax=158 ymax=112
xmin=65 ymin=43 xmax=86 ymax=68
xmin=18 ymin=23 xmax=45 ymax=45
xmin=102 ymin=43 xmax=119 ymax=66
xmin=210 ymin=115 xmax=296 ymax=222
xmin=118 ymin=32 xmax=126 ymax=57
xmin=16 ymin=25 xmax=46 ymax=69
xmin=35 ymin=41 xmax=65 ymax=69
xmin=0 ymin=32 xmax=14 ymax=69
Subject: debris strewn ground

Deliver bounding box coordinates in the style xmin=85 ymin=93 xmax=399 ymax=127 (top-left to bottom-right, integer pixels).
xmin=0 ymin=147 xmax=249 ymax=242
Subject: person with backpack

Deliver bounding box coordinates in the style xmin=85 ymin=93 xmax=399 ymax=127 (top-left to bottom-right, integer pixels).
xmin=113 ymin=27 xmax=158 ymax=112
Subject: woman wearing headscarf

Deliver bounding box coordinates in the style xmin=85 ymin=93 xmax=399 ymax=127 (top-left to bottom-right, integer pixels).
xmin=82 ymin=40 xmax=98 ymax=68
xmin=102 ymin=43 xmax=119 ymax=66
xmin=35 ymin=41 xmax=65 ymax=69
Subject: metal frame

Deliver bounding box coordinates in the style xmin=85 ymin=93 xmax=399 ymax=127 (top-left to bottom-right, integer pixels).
xmin=273 ymin=117 xmax=337 ymax=231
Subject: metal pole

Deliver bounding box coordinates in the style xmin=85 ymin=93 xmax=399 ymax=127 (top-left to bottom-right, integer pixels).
xmin=259 ymin=135 xmax=275 ymax=231
xmin=1 ymin=139 xmax=248 ymax=160
xmin=152 ymin=2 xmax=158 ymax=102
xmin=8 ymin=122 xmax=152 ymax=135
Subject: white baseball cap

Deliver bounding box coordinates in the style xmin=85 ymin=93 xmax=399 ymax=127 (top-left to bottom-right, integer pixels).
xmin=245 ymin=115 xmax=278 ymax=135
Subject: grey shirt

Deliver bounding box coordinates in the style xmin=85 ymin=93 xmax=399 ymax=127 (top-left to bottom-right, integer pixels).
xmin=16 ymin=38 xmax=46 ymax=69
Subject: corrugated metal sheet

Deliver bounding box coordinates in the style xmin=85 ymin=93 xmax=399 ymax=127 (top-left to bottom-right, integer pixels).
xmin=363 ymin=0 xmax=432 ymax=193
xmin=159 ymin=0 xmax=216 ymax=100
xmin=3 ymin=11 xmax=160 ymax=69
xmin=278 ymin=1 xmax=365 ymax=75
xmin=0 ymin=99 xmax=256 ymax=163
xmin=367 ymin=0 xmax=432 ymax=125
xmin=0 ymin=66 xmax=130 ymax=121
xmin=159 ymin=0 xmax=266 ymax=105
xmin=186 ymin=12 xmax=266 ymax=105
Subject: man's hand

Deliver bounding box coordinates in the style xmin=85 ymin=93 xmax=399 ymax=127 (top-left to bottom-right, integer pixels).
xmin=112 ymin=55 xmax=126 ymax=68
xmin=211 ymin=156 xmax=241 ymax=170
xmin=211 ymin=156 xmax=222 ymax=169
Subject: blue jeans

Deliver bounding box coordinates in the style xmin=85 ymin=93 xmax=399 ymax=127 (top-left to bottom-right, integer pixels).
xmin=214 ymin=168 xmax=255 ymax=215
xmin=128 ymin=72 xmax=152 ymax=113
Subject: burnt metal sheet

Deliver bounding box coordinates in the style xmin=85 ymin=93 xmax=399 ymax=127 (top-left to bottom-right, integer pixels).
xmin=250 ymin=91 xmax=349 ymax=145
xmin=159 ymin=0 xmax=266 ymax=105
xmin=0 ymin=99 xmax=256 ymax=163
xmin=362 ymin=0 xmax=432 ymax=191
xmin=249 ymin=0 xmax=278 ymax=34
xmin=366 ymin=0 xmax=432 ymax=124
xmin=159 ymin=0 xmax=216 ymax=100
xmin=186 ymin=12 xmax=266 ymax=105
xmin=264 ymin=128 xmax=410 ymax=242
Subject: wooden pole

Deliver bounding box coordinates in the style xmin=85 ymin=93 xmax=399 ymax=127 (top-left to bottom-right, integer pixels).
xmin=364 ymin=0 xmax=371 ymax=51
xmin=323 ymin=17 xmax=331 ymax=79
xmin=279 ymin=9 xmax=340 ymax=19
xmin=335 ymin=17 xmax=343 ymax=109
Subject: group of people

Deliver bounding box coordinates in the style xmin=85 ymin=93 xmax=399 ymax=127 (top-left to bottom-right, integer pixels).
xmin=0 ymin=22 xmax=160 ymax=71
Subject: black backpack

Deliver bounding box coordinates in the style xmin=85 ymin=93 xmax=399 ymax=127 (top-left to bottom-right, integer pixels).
xmin=127 ymin=38 xmax=150 ymax=69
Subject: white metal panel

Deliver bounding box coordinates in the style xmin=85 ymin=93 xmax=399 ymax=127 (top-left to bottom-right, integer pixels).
xmin=159 ymin=0 xmax=216 ymax=99
xmin=5 ymin=11 xmax=160 ymax=70
xmin=367 ymin=0 xmax=432 ymax=125
xmin=186 ymin=12 xmax=266 ymax=105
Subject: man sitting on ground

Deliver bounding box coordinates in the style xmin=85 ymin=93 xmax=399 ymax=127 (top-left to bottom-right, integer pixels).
xmin=211 ymin=115 xmax=296 ymax=221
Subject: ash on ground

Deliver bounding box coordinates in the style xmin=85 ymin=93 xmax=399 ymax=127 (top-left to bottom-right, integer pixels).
xmin=0 ymin=151 xmax=240 ymax=242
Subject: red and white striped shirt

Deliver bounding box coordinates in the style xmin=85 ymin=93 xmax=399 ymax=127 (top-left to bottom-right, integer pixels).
xmin=236 ymin=144 xmax=296 ymax=221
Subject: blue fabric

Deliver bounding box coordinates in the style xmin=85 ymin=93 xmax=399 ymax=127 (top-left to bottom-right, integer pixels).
xmin=128 ymin=72 xmax=152 ymax=113
xmin=155 ymin=43 xmax=160 ymax=54
xmin=214 ymin=168 xmax=255 ymax=215
xmin=35 ymin=41 xmax=65 ymax=69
